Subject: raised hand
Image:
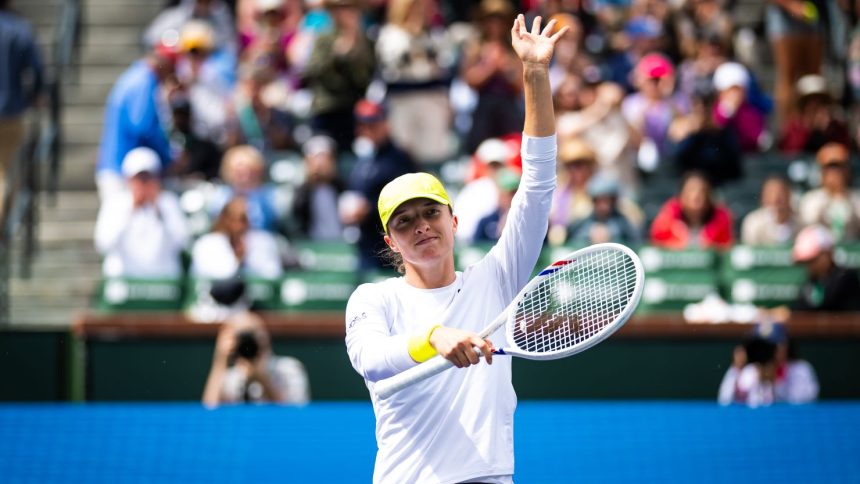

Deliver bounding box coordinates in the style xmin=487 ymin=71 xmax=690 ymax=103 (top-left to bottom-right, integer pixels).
xmin=511 ymin=14 xmax=569 ymax=67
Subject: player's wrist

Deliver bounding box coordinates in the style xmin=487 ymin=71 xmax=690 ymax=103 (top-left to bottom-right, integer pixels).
xmin=408 ymin=324 xmax=442 ymax=363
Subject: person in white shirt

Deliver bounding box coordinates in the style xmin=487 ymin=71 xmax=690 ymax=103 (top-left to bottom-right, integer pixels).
xmin=344 ymin=15 xmax=566 ymax=484
xmin=191 ymin=196 xmax=288 ymax=280
xmin=94 ymin=147 xmax=189 ymax=278
xmin=453 ymin=137 xmax=514 ymax=244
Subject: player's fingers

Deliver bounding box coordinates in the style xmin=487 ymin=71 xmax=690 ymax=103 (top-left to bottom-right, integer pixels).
xmin=511 ymin=16 xmax=521 ymax=39
xmin=541 ymin=18 xmax=557 ymax=37
xmin=517 ymin=14 xmax=527 ymax=35
xmin=482 ymin=338 xmax=494 ymax=364
xmin=549 ymin=25 xmax=570 ymax=43
xmin=531 ymin=15 xmax=542 ymax=35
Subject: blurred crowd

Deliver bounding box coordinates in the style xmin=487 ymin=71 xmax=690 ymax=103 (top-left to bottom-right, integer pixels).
xmin=91 ymin=0 xmax=860 ymax=315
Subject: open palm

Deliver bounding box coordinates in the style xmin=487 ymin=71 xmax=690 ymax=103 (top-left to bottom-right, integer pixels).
xmin=511 ymin=15 xmax=568 ymax=66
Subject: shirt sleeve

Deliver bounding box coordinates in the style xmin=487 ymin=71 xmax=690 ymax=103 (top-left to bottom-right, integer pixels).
xmin=345 ymin=283 xmax=416 ymax=383
xmin=486 ymin=133 xmax=557 ymax=297
xmin=94 ymin=195 xmax=133 ymax=254
xmin=157 ymin=193 xmax=190 ymax=252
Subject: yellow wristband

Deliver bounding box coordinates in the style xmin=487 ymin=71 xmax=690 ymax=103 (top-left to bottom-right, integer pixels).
xmin=407 ymin=324 xmax=442 ymax=363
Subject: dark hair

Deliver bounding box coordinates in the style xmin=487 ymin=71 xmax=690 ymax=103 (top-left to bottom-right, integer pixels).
xmin=744 ymin=338 xmax=776 ymax=365
xmin=379 ymin=246 xmax=406 ymax=274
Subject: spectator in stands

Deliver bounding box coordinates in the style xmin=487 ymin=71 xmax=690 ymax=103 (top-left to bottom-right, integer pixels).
xmin=0 ymin=0 xmax=43 ymax=215
xmin=791 ymin=224 xmax=860 ymax=311
xmin=567 ymin=174 xmax=641 ymax=246
xmin=95 ymin=43 xmax=178 ymax=200
xmin=376 ymin=0 xmax=456 ymax=163
xmin=765 ymin=0 xmax=824 ymax=126
xmin=192 ymin=196 xmax=296 ymax=280
xmin=454 ymin=137 xmax=514 ymax=244
xmin=473 ymin=168 xmax=520 ymax=243
xmin=165 ymin=88 xmax=223 ymax=182
xmin=711 ymin=62 xmax=767 ymax=153
xmin=556 ymin=76 xmax=639 ymax=196
xmin=238 ymin=0 xmax=296 ymax=81
xmin=798 ymin=143 xmax=860 ymax=242
xmin=94 ymin=147 xmax=189 ymax=278
xmin=460 ymin=0 xmax=523 ymax=154
xmin=741 ymin=176 xmax=800 ymax=246
xmin=175 ymin=20 xmax=232 ymax=147
xmin=144 ymin=0 xmax=238 ymax=87
xmin=621 ymin=53 xmax=690 ymax=173
xmin=291 ymin=135 xmax=345 ymax=241
xmin=341 ymin=99 xmax=416 ymax=271
xmin=669 ymin=91 xmax=742 ymax=186
xmin=759 ymin=323 xmax=819 ymax=403
xmin=203 ymin=311 xmax=310 ymax=406
xmin=778 ymin=74 xmax=852 ymax=154
xmin=650 ymin=171 xmax=734 ymax=250
xmin=548 ymin=138 xmax=597 ymax=245
xmin=302 ymin=0 xmax=375 ymax=151
xmin=209 ymin=145 xmax=280 ymax=232
xmin=227 ymin=59 xmax=296 ymax=152
xmin=718 ymin=336 xmax=778 ymax=407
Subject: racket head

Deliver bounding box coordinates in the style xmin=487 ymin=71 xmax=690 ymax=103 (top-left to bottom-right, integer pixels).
xmin=503 ymin=243 xmax=644 ymax=360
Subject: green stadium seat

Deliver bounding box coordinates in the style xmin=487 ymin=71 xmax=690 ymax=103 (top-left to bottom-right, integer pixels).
xmin=455 ymin=243 xmax=494 ymax=271
xmin=96 ymin=278 xmax=184 ymax=312
xmin=184 ymin=278 xmax=282 ymax=311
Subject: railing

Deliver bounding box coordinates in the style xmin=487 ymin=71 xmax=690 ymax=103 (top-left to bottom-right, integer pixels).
xmin=0 ymin=0 xmax=81 ymax=325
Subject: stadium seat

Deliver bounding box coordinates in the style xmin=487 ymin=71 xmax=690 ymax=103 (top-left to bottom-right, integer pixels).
xmin=278 ymin=272 xmax=357 ymax=311
xmin=294 ymin=241 xmax=360 ymax=276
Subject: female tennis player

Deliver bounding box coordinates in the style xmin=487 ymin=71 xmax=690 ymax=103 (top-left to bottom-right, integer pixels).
xmin=345 ymin=14 xmax=567 ymax=484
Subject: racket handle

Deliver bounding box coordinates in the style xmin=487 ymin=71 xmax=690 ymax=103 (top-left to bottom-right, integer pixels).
xmin=374 ymin=355 xmax=455 ymax=399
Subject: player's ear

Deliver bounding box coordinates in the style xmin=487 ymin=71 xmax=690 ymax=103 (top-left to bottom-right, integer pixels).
xmin=452 ymin=213 xmax=458 ymax=234
xmin=383 ymin=234 xmax=401 ymax=253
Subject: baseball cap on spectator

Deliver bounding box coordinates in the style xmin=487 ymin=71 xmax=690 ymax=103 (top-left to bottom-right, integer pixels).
xmin=797 ymin=74 xmax=830 ymax=100
xmin=255 ymin=0 xmax=284 ymax=12
xmin=587 ymin=174 xmax=619 ymax=198
xmin=636 ymin=53 xmax=674 ymax=80
xmin=558 ymin=138 xmax=596 ymax=166
xmin=752 ymin=321 xmax=788 ymax=344
xmin=180 ymin=20 xmax=215 ymax=53
xmin=792 ymin=224 xmax=834 ymax=262
xmin=475 ymin=138 xmax=511 ymax=165
xmin=122 ymin=147 xmax=162 ymax=178
xmin=548 ymin=13 xmax=580 ymax=36
xmin=354 ymin=99 xmax=386 ymax=124
xmin=153 ymin=39 xmax=181 ymax=64
xmin=815 ymin=142 xmax=850 ymax=168
xmin=302 ymin=135 xmax=337 ymax=157
xmin=479 ymin=0 xmax=514 ymax=19
xmin=713 ymin=62 xmax=750 ymax=91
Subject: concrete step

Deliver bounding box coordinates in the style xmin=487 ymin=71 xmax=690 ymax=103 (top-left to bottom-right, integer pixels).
xmin=62 ymin=105 xmax=105 ymax=127
xmin=63 ymin=122 xmax=102 ymax=145
xmin=79 ymin=43 xmax=145 ymax=66
xmin=8 ymin=310 xmax=83 ymax=327
xmin=39 ymin=219 xmax=96 ymax=244
xmin=81 ymin=26 xmax=146 ymax=48
xmin=82 ymin=3 xmax=163 ymax=26
xmin=78 ymin=64 xmax=132 ymax=86
xmin=64 ymin=83 xmax=113 ymax=107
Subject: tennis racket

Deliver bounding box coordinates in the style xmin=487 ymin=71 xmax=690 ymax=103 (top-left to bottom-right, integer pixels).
xmin=374 ymin=242 xmax=645 ymax=399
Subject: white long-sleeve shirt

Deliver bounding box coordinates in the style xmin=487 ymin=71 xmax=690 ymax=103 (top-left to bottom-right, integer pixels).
xmin=190 ymin=231 xmax=284 ymax=280
xmin=345 ymin=134 xmax=557 ymax=484
xmin=94 ymin=191 xmax=189 ymax=278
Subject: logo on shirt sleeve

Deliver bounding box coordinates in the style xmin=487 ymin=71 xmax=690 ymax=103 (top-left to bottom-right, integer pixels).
xmin=347 ymin=312 xmax=367 ymax=330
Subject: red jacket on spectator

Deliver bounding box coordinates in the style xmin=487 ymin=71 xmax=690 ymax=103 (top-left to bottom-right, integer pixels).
xmin=650 ymin=197 xmax=734 ymax=250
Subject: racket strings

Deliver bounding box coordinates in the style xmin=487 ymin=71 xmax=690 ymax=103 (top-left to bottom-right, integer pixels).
xmin=511 ymin=249 xmax=638 ymax=355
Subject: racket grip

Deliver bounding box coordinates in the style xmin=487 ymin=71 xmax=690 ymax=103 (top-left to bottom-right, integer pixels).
xmin=374 ymin=355 xmax=455 ymax=399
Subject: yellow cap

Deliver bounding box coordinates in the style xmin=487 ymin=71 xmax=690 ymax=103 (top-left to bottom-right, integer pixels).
xmin=378 ymin=173 xmax=452 ymax=232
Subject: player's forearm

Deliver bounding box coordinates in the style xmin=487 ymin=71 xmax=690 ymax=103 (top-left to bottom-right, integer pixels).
xmin=522 ymin=64 xmax=554 ymax=138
